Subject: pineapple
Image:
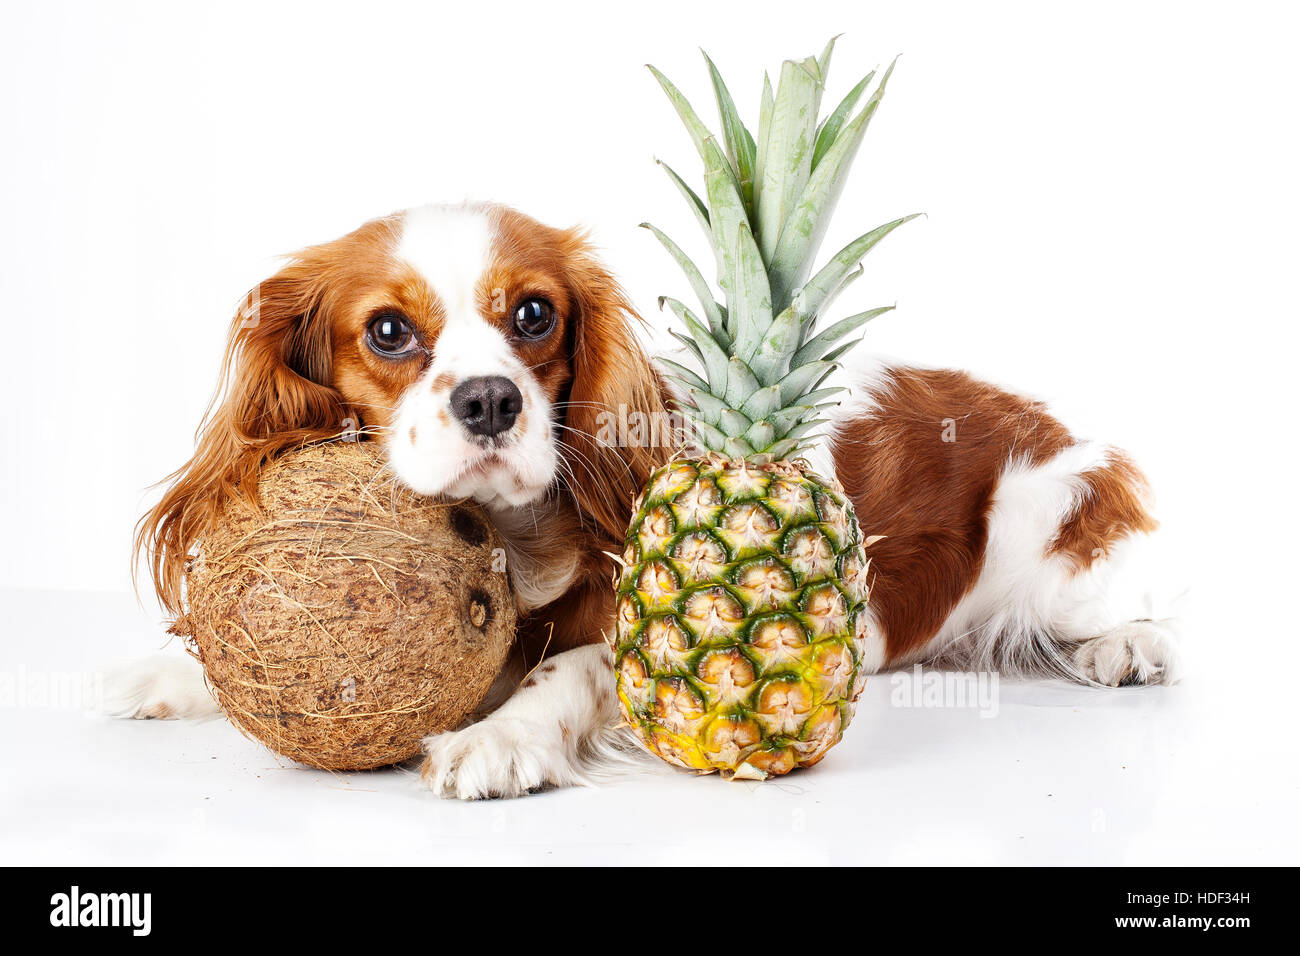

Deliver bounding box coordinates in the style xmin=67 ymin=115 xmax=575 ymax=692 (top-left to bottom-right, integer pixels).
xmin=612 ymin=40 xmax=918 ymax=779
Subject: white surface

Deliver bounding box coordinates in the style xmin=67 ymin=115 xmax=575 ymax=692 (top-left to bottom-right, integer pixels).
xmin=2 ymin=0 xmax=1299 ymax=864
xmin=1 ymin=587 xmax=1295 ymax=865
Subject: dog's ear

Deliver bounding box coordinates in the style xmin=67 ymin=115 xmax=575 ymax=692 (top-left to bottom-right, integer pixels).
xmin=560 ymin=231 xmax=671 ymax=545
xmin=136 ymin=248 xmax=353 ymax=614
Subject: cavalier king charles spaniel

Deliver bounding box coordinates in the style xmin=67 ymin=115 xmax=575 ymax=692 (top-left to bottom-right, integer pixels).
xmin=121 ymin=202 xmax=1177 ymax=798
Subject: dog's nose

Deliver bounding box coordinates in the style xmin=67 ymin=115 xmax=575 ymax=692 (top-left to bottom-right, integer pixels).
xmin=449 ymin=376 xmax=523 ymax=438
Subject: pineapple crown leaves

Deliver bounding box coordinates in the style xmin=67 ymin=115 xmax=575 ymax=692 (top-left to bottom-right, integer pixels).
xmin=643 ymin=38 xmax=921 ymax=461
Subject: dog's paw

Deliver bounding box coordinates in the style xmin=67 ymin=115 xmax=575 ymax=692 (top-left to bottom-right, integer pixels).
xmin=420 ymin=718 xmax=577 ymax=800
xmin=103 ymin=655 xmax=221 ymax=719
xmin=1073 ymin=619 xmax=1179 ymax=686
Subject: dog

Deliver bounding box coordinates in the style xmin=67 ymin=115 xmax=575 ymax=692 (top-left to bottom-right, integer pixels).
xmin=121 ymin=201 xmax=1177 ymax=799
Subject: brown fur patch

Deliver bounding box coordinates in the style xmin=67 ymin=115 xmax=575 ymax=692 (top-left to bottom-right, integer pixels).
xmin=1049 ymin=451 xmax=1157 ymax=568
xmin=831 ymin=365 xmax=1077 ymax=664
xmin=430 ymin=372 xmax=456 ymax=391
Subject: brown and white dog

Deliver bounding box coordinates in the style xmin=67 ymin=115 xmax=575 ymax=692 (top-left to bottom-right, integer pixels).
xmin=122 ymin=202 xmax=1177 ymax=799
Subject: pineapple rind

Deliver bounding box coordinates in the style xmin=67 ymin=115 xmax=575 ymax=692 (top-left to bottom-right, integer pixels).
xmin=614 ymin=455 xmax=872 ymax=776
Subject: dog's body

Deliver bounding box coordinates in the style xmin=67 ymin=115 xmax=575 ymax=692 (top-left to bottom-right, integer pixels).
xmin=124 ymin=203 xmax=1176 ymax=799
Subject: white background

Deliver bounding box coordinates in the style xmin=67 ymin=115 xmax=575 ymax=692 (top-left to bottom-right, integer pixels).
xmin=1 ymin=0 xmax=1298 ymax=865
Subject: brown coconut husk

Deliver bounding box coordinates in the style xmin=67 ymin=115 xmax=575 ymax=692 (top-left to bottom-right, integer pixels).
xmin=171 ymin=441 xmax=515 ymax=771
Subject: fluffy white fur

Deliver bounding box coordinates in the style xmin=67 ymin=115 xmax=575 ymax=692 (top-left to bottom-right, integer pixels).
xmin=421 ymin=644 xmax=654 ymax=800
xmin=907 ymin=442 xmax=1178 ymax=684
xmin=105 ymin=654 xmax=219 ymax=720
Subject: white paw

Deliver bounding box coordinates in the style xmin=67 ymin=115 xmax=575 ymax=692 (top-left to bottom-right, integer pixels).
xmin=420 ymin=718 xmax=578 ymax=800
xmin=1073 ymin=619 xmax=1179 ymax=686
xmin=103 ymin=654 xmax=221 ymax=720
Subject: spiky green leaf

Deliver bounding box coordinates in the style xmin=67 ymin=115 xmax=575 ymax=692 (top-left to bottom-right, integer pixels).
xmin=821 ymin=339 xmax=864 ymax=364
xmin=641 ymin=222 xmax=726 ymax=342
xmin=769 ymin=61 xmax=896 ymax=310
xmin=647 ymin=64 xmax=714 ymax=162
xmin=704 ymin=138 xmax=771 ymax=344
xmin=731 ymin=223 xmax=774 ymax=363
xmin=718 ymin=406 xmax=752 ymax=438
xmin=765 ymin=403 xmax=815 ymax=435
xmin=724 ymin=355 xmax=761 ymax=409
xmin=690 ymin=419 xmax=730 ymax=452
xmin=703 ymin=51 xmax=757 ymax=213
xmin=739 ymin=383 xmax=783 ymax=421
xmin=649 ymin=64 xmax=747 ymax=203
xmin=784 ymin=418 xmax=827 ymax=443
xmin=656 ymin=161 xmax=711 ymax=240
xmin=764 ymin=437 xmax=801 ymax=459
xmin=755 ymin=56 xmax=821 ymax=263
xmin=775 ymin=360 xmax=834 ymax=406
xmin=662 ymin=298 xmax=729 ymax=389
xmin=661 ymin=361 xmax=709 ymax=394
xmin=791 ymin=305 xmax=894 ymax=368
xmin=747 ymin=304 xmax=803 ymax=386
xmin=667 ymin=327 xmax=705 ymax=367
xmin=753 ymin=71 xmax=775 ymax=211
xmin=810 ymin=362 xmax=839 ymax=393
xmin=812 ymin=69 xmax=875 ymax=169
xmin=725 ymin=436 xmax=756 ymax=458
xmin=685 ymin=387 xmax=730 ymax=425
xmin=799 ymin=387 xmax=846 ymax=408
xmin=744 ymin=419 xmax=776 ymax=449
xmin=818 ymin=264 xmax=863 ymax=324
xmin=816 ymin=35 xmax=840 ymax=93
xmin=795 ymin=214 xmax=921 ymax=318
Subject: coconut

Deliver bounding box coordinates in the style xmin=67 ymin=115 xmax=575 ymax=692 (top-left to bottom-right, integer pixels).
xmin=171 ymin=441 xmax=514 ymax=770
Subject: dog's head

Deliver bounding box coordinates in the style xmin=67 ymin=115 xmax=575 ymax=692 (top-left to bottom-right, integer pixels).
xmin=139 ymin=203 xmax=666 ymax=612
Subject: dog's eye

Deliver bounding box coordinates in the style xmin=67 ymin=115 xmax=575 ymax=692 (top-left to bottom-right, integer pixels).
xmin=513 ymin=298 xmax=555 ymax=339
xmin=367 ymin=313 xmax=416 ymax=355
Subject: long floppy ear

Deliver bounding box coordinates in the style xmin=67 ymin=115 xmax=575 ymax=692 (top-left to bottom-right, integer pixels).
xmin=135 ymin=252 xmax=353 ymax=615
xmin=560 ymin=232 xmax=672 ymax=546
